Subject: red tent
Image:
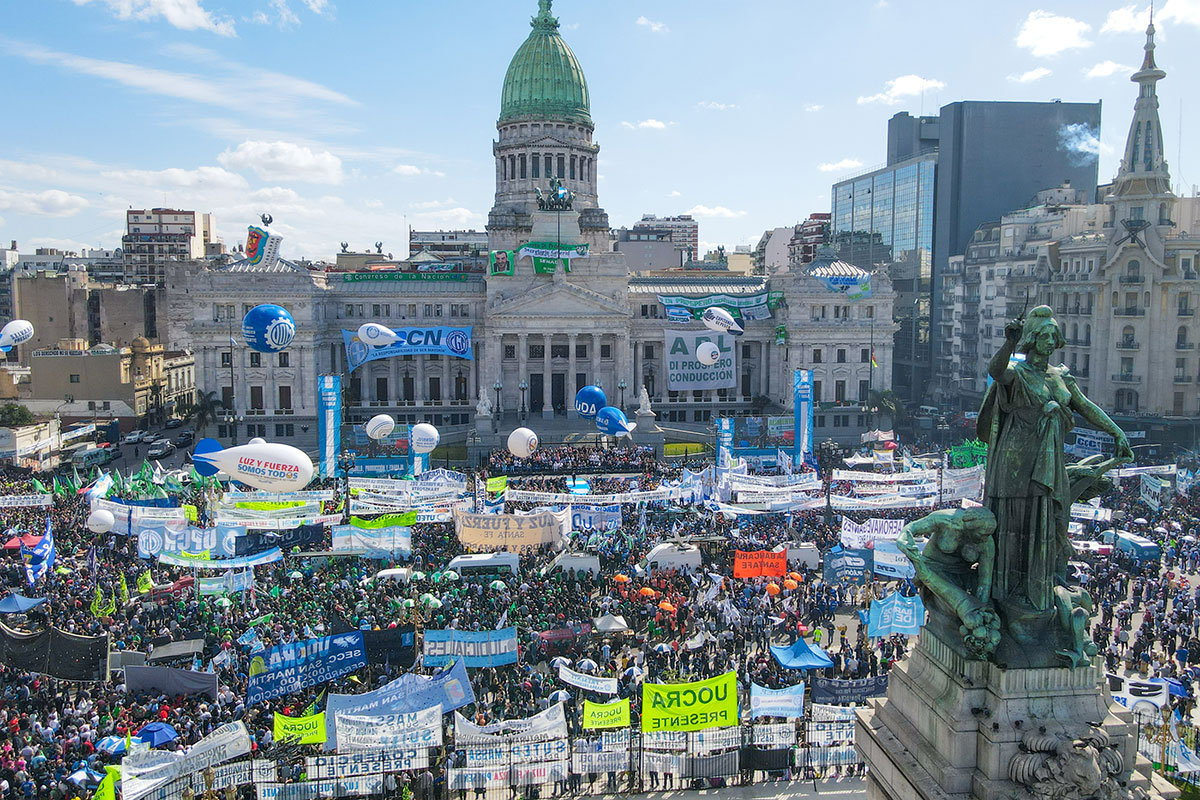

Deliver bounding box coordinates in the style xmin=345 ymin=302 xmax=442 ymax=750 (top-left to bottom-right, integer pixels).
xmin=3 ymin=535 xmax=42 ymax=550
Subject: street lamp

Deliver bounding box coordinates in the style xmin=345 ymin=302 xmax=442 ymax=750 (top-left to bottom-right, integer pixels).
xmin=337 ymin=450 xmax=356 ymax=518
xmin=492 ymin=380 xmax=503 ymax=432
xmin=518 ymin=379 xmax=528 ymax=421
xmin=222 ymin=412 xmax=245 ymax=445
xmin=617 ymin=379 xmax=627 ymax=412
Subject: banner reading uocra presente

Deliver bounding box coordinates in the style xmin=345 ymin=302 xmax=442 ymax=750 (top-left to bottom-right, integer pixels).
xmin=663 ymin=330 xmax=736 ymax=391
xmin=641 ymin=671 xmax=738 ymax=732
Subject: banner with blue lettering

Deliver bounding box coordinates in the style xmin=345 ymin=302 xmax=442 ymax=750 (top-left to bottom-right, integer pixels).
xmin=793 ymin=369 xmax=813 ymax=467
xmin=872 ymin=539 xmax=916 ymax=579
xmin=811 ymin=675 xmax=888 ymax=704
xmin=423 ymin=627 xmax=518 ymax=668
xmin=748 ymin=682 xmax=805 ymax=719
xmin=246 ymin=632 xmax=367 ymax=705
xmin=324 ymin=659 xmax=476 ymax=750
xmin=567 ymin=504 xmax=621 ymax=531
xmin=317 ymin=375 xmax=341 ymax=480
xmin=822 ymin=545 xmax=873 ymax=585
xmin=716 ymin=418 xmax=734 ymax=468
xmin=343 ymin=327 xmax=473 ymax=372
xmin=867 ymin=592 xmax=926 ymax=637
xmin=137 ymin=523 xmax=244 ymax=559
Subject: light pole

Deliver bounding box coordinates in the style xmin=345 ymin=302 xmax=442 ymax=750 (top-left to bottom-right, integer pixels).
xmin=519 ymin=379 xmax=528 ymax=422
xmin=492 ymin=381 xmax=503 ymax=433
xmin=337 ymin=450 xmax=356 ymax=517
xmin=226 ymin=317 xmax=239 ymax=446
xmin=222 ymin=411 xmax=244 ymax=444
xmin=617 ymin=379 xmax=627 ymax=412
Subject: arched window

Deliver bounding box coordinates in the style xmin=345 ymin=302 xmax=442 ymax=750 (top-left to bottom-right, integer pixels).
xmin=1084 ymin=324 xmax=1091 ymax=345
xmin=1071 ymin=323 xmax=1078 ymax=343
xmin=1121 ymin=325 xmax=1135 ymax=346
xmin=1178 ymin=326 xmax=1189 ymax=346
xmin=1127 ymin=259 xmax=1141 ymax=277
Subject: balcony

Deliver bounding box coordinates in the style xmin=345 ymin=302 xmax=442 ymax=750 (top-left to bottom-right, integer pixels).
xmin=1175 ymin=374 xmax=1195 ymax=384
xmin=1177 ymin=341 xmax=1195 ymax=350
xmin=1115 ymin=340 xmax=1140 ymax=350
xmin=1119 ymin=275 xmax=1145 ymax=284
xmin=1114 ymin=308 xmax=1146 ymax=316
xmin=1112 ymin=373 xmax=1142 ymax=384
xmin=1180 ymin=308 xmax=1195 ymax=317
xmin=1076 ymin=368 xmax=1090 ymax=378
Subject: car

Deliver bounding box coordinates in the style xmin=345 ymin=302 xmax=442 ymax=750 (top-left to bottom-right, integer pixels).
xmin=121 ymin=430 xmax=148 ymax=445
xmin=165 ymin=418 xmax=183 ymax=429
xmin=175 ymin=430 xmax=195 ymax=447
xmin=147 ymin=441 xmax=175 ymax=459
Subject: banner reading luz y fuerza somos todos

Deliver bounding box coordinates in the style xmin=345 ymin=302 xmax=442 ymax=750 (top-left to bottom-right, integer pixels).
xmin=663 ymin=330 xmax=736 ymax=391
xmin=642 ymin=671 xmax=737 ymax=732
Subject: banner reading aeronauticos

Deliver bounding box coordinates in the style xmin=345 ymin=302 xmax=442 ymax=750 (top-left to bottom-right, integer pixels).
xmin=663 ymin=330 xmax=736 ymax=391
xmin=423 ymin=627 xmax=518 ymax=668
xmin=342 ymin=326 xmax=473 ymax=371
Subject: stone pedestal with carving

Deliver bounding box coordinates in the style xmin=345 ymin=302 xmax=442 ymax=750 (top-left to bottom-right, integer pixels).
xmin=856 ymin=629 xmax=1178 ymax=800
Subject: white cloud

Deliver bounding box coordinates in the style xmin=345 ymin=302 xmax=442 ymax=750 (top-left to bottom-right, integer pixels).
xmin=392 ymin=164 xmax=444 ymax=177
xmin=818 ymin=158 xmax=864 ymax=173
xmin=635 ymin=16 xmax=668 ymax=33
xmin=0 ymin=188 xmax=89 ymax=217
xmin=857 ymin=74 xmax=945 ymax=105
xmin=218 ymin=140 xmax=343 ymax=184
xmin=804 ymin=104 xmax=823 ymax=112
xmin=1101 ymin=4 xmax=1151 ymax=33
xmin=253 ymin=0 xmax=299 ymax=28
xmin=1160 ymin=0 xmax=1200 ymax=27
xmin=72 ymin=0 xmax=235 ymax=36
xmin=100 ymin=165 xmax=248 ymax=190
xmin=301 ymin=0 xmax=329 ymax=12
xmin=1007 ymin=67 xmax=1052 ymax=83
xmin=696 ymin=101 xmax=736 ymax=111
xmin=667 ymin=190 xmax=681 ymax=198
xmin=687 ymin=205 xmax=746 ymax=219
xmin=1085 ymin=60 xmax=1134 ymax=78
xmin=409 ymin=198 xmax=456 ymax=210
xmin=3 ymin=40 xmax=356 ymax=120
xmin=620 ymin=119 xmax=672 ymax=130
xmin=1015 ymin=11 xmax=1092 ymax=57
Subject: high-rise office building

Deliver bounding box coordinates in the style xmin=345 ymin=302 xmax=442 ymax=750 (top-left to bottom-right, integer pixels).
xmin=122 ymin=209 xmax=207 ymax=285
xmin=632 ymin=215 xmax=699 ymax=262
xmin=831 ymin=100 xmax=1102 ymax=403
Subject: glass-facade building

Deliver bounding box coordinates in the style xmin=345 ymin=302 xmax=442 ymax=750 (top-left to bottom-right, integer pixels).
xmin=831 ymin=155 xmax=937 ymax=401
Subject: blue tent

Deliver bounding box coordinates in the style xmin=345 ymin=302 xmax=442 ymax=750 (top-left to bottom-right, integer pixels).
xmin=136 ymin=722 xmax=179 ymax=747
xmin=770 ymin=638 xmax=834 ymax=670
xmin=0 ymin=594 xmax=47 ymax=614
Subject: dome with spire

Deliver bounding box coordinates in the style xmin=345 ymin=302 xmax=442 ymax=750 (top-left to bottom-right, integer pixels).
xmin=499 ymin=0 xmax=591 ymax=126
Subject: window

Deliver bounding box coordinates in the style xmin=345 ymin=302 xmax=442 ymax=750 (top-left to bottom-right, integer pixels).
xmin=742 ymin=344 xmax=752 ymax=359
xmin=249 ymin=386 xmax=264 ymax=410
xmin=218 ymin=425 xmax=227 ymax=438
xmin=835 ymin=380 xmax=846 ymax=402
xmin=278 ymin=352 xmax=290 ymax=367
xmin=836 ymin=349 xmax=847 ymax=363
xmin=221 ymin=386 xmax=233 ymax=409
xmin=249 ymin=352 xmax=261 ymax=368
xmin=504 ymin=344 xmax=516 ymax=360
xmin=529 ymin=344 xmax=545 ymax=359
xmin=859 ymin=380 xmax=870 ymax=401
xmin=531 ymin=153 xmax=539 ymax=178
xmin=601 ymin=344 xmax=611 ymax=359
xmin=221 ymin=352 xmax=232 ymax=367
xmin=551 ymin=344 xmax=569 ymax=359
xmin=356 ymin=304 xmax=364 ymax=317
xmin=275 ymin=385 xmax=290 ymax=410
xmin=424 ymin=304 xmax=433 ymax=317
xmin=275 ymin=424 xmax=295 ymax=437
xmin=816 ymin=415 xmax=826 ymax=428
xmin=247 ymin=424 xmax=266 ymax=439
xmin=69 ymin=374 xmax=80 ymax=383
xmin=576 ymin=344 xmax=587 ymax=359
xmin=434 ymin=305 xmax=443 ymax=317
xmin=345 ymin=304 xmax=354 ymax=318
xmin=372 ymin=304 xmax=382 ymax=316
xmin=812 ymin=348 xmax=822 ymax=363
xmin=833 ymin=415 xmax=843 ymax=428
xmin=644 ymin=344 xmax=654 ymax=359
xmin=861 ymin=348 xmax=870 ymax=363
xmin=866 ymin=306 xmax=874 ymax=319
xmin=813 ymin=381 xmax=822 ymax=403
xmin=519 ymin=154 xmax=526 ymax=179
xmin=374 ymin=377 xmax=387 ymax=401
xmin=557 ymin=155 xmax=565 ymax=178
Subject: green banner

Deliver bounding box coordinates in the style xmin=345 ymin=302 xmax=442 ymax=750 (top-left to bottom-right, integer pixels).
xmin=486 ymin=475 xmax=508 ymax=493
xmin=489 ymin=250 xmax=514 ymax=276
xmin=657 ymin=291 xmax=785 ymax=320
xmin=950 ymin=439 xmax=989 ymax=468
xmin=641 ymin=671 xmax=738 ymax=732
xmin=236 ymin=501 xmax=306 ymax=510
xmin=583 ymin=698 xmax=630 ymax=729
xmin=351 ymin=512 xmax=417 ymax=528
xmin=274 ymin=711 xmax=327 ymax=744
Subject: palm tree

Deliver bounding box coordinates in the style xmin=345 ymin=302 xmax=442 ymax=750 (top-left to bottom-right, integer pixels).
xmin=189 ymin=390 xmax=224 ymax=434
xmin=869 ymin=389 xmax=906 ymax=428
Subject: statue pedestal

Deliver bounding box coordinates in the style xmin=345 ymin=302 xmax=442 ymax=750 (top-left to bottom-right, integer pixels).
xmin=635 ymin=409 xmax=662 ymax=458
xmin=856 ymin=629 xmax=1177 ymax=800
xmin=529 ymin=210 xmax=583 ymax=245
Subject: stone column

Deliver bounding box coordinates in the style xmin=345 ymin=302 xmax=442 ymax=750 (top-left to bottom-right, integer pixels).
xmin=442 ymin=354 xmax=451 ymax=406
xmin=390 ymin=356 xmax=400 ymax=408
xmin=567 ymin=333 xmax=578 ymax=419
xmin=517 ymin=333 xmax=527 ymax=423
xmin=616 ymin=332 xmax=630 ymax=412
xmin=590 ymin=334 xmax=601 ymax=391
xmin=415 ymin=356 xmax=426 ymax=409
xmin=542 ymin=333 xmax=553 ymax=420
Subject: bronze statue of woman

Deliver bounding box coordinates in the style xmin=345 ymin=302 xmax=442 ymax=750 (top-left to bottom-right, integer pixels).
xmin=977 ymin=306 xmax=1131 ymax=656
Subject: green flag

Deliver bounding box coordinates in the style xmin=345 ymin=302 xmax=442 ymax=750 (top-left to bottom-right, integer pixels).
xmin=350 ymin=512 xmax=416 ymax=528
xmin=31 ymin=478 xmax=47 ymax=494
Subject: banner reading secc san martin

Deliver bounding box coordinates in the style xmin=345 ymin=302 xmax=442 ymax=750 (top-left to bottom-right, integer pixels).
xmin=342 ymin=326 xmax=473 ymax=372
xmin=641 ymin=671 xmax=737 ymax=732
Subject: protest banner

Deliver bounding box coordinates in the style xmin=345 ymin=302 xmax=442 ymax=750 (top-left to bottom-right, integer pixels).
xmin=333 ymin=704 xmax=442 ymax=750
xmin=732 ymin=550 xmax=787 ymax=578
xmin=642 ymin=671 xmax=737 ymax=732
xmin=423 ymin=627 xmax=518 ymax=668
xmin=867 ymin=592 xmax=926 ymax=637
xmin=822 ymin=546 xmax=873 ymax=585
xmin=582 ymin=698 xmax=630 ymax=729
xmin=839 ymin=518 xmax=903 ymax=549
xmin=454 ymin=703 xmax=567 ymax=744
xmin=748 ymin=682 xmax=805 ymax=719
xmin=753 ymin=723 xmax=796 ymax=748
xmin=247 ymin=632 xmax=367 ymax=705
xmin=663 ymin=330 xmax=736 ymax=391
xmin=810 ymin=675 xmax=888 ymax=704
xmin=123 ymin=722 xmax=251 ymax=800
xmin=872 ymin=539 xmax=916 ymax=579
xmin=454 ymin=509 xmax=565 ymax=551
xmin=568 ymin=504 xmax=622 ymax=531
xmin=304 ymin=748 xmax=429 ymax=780
xmin=274 ymin=712 xmax=327 ymax=745
xmin=559 ymin=664 xmax=618 ymax=694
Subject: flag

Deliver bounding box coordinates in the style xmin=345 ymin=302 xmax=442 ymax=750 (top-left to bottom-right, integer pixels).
xmin=90 ymin=586 xmax=103 ymax=616
xmin=871 ymin=350 xmax=878 ymax=368
xmin=21 ymin=517 xmax=54 ymax=586
xmin=86 ymin=546 xmax=97 ymax=576
xmin=31 ymin=478 xmax=47 ymax=494
xmin=118 ymin=574 xmax=129 ymax=605
xmin=95 ymin=765 xmax=120 ymax=800
xmin=496 ymin=609 xmax=508 ymax=630
xmin=303 ymin=689 xmax=327 ymax=717
xmin=51 ymin=476 xmax=64 ymax=497
xmin=137 ymin=569 xmax=153 ymax=594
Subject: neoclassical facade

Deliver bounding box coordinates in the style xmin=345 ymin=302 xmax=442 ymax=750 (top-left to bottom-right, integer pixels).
xmin=166 ymin=0 xmax=896 ymax=451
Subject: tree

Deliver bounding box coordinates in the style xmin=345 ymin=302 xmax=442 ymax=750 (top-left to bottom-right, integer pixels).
xmin=869 ymin=389 xmax=906 ymax=427
xmin=188 ymin=390 xmax=223 ymax=434
xmin=0 ymin=404 xmax=34 ymax=428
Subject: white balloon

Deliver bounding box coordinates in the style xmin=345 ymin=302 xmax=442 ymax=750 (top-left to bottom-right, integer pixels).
xmin=701 ymin=306 xmax=743 ymax=335
xmin=86 ymin=509 xmax=115 ymax=534
xmin=192 ymin=439 xmax=314 ymax=492
xmin=248 ymin=437 xmax=266 ymax=445
xmin=0 ymin=319 xmax=34 ymax=352
xmin=411 ymin=423 xmax=440 ymax=454
xmin=365 ymin=414 xmax=396 ymax=440
xmin=696 ymin=341 xmax=720 ymax=365
xmin=507 ymin=427 xmax=539 ymax=459
xmin=357 ymin=322 xmax=399 ymax=347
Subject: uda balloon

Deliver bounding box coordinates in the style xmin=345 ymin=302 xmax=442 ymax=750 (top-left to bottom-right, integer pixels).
xmin=410 ymin=423 xmax=440 ymax=454
xmin=507 ymin=427 xmax=539 ymax=459
xmin=701 ymin=306 xmax=742 ymax=335
xmin=242 ymin=304 xmax=296 ymax=353
xmin=573 ymin=385 xmax=606 ymax=419
xmin=695 ymin=341 xmax=720 ymax=366
xmin=0 ymin=320 xmax=34 ymax=353
xmin=595 ymin=406 xmax=637 ymax=438
xmin=191 ymin=438 xmax=314 ymax=492
xmin=357 ymin=322 xmax=399 ymax=347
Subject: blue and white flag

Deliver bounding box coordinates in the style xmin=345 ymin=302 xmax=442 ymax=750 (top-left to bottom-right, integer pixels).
xmin=749 ymin=682 xmax=805 ymax=719
xmin=21 ymin=517 xmax=54 ymax=586
xmin=867 ymin=592 xmax=925 ymax=637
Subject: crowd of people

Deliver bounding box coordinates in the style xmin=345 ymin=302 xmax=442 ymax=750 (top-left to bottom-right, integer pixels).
xmin=0 ymin=438 xmax=1190 ymax=800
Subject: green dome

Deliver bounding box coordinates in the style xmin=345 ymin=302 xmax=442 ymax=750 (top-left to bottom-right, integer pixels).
xmin=499 ymin=1 xmax=591 ymax=126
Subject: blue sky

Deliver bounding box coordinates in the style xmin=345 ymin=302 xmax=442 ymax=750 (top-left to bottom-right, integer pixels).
xmin=0 ymin=0 xmax=1196 ymax=260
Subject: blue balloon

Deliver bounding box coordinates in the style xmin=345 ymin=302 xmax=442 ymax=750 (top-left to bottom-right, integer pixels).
xmin=595 ymin=406 xmax=637 ymax=438
xmin=574 ymin=385 xmax=607 ymax=419
xmin=241 ymin=304 xmax=296 ymax=353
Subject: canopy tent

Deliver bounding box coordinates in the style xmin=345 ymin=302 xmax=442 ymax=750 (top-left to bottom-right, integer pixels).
xmin=3 ymin=535 xmax=42 ymax=550
xmin=770 ymin=638 xmax=834 ymax=670
xmin=592 ymin=614 xmax=631 ymax=634
xmin=0 ymin=594 xmax=47 ymax=614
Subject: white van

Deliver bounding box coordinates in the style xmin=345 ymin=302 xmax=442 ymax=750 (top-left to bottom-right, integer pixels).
xmin=72 ymin=448 xmax=111 ymax=469
xmin=777 ymin=543 xmax=820 ymax=570
xmin=918 ymin=405 xmax=940 ymax=417
xmin=645 ymin=542 xmax=702 ymax=573
xmin=543 ymin=552 xmax=601 ymax=577
xmin=447 ymin=552 xmax=520 ymax=577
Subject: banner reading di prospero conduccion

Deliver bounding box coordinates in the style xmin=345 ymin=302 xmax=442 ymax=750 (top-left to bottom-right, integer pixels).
xmin=641 ymin=671 xmax=737 ymax=732
xmin=663 ymin=330 xmax=736 ymax=391
xmin=454 ymin=509 xmax=565 ymax=551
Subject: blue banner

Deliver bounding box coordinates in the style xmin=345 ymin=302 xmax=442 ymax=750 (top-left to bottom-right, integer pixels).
xmin=872 ymin=539 xmax=915 ymax=579
xmin=867 ymin=592 xmax=926 ymax=638
xmin=343 ymin=326 xmax=473 ymax=372
xmin=331 ymin=525 xmax=412 ymax=559
xmin=324 ymin=659 xmax=476 ymax=750
xmin=793 ymin=369 xmax=814 ymax=466
xmin=246 ymin=631 xmax=367 ymax=705
xmin=822 ymin=545 xmax=873 ymax=585
xmin=748 ymin=682 xmax=805 ymax=719
xmin=422 ymin=627 xmax=518 ymax=668
xmin=716 ymin=418 xmax=734 ymax=468
xmin=566 ymin=504 xmax=622 ymax=531
xmin=811 ymin=675 xmax=888 ymax=704
xmin=317 ymin=374 xmax=341 ymax=480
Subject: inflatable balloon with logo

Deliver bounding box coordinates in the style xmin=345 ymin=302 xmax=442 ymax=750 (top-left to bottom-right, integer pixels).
xmin=696 ymin=341 xmax=720 ymax=366
xmin=507 ymin=427 xmax=538 ymax=459
xmin=191 ymin=438 xmax=314 ymax=491
xmin=244 ymin=223 xmax=283 ymax=270
xmin=0 ymin=319 xmax=34 ymax=353
xmin=365 ymin=414 xmax=395 ymax=440
xmin=702 ymin=306 xmax=743 ymax=335
xmin=573 ymin=385 xmax=606 ymax=419
xmin=411 ymin=423 xmax=440 ymax=454
xmin=358 ymin=322 xmax=399 ymax=347
xmin=595 ymin=407 xmax=637 ymax=438
xmin=242 ymin=304 xmax=296 ymax=353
